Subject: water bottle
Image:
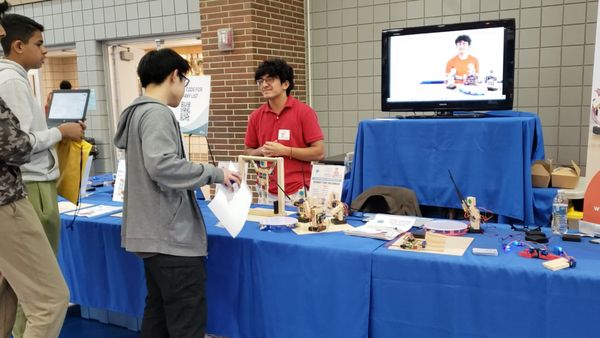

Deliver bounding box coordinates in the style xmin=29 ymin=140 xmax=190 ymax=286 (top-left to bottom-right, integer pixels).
xmin=551 ymin=191 xmax=568 ymax=235
xmin=344 ymin=152 xmax=354 ymax=174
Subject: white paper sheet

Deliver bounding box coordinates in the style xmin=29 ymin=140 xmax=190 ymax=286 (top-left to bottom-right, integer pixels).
xmin=80 ymin=155 xmax=94 ymax=199
xmin=345 ymin=225 xmax=402 ymax=240
xmin=364 ymin=214 xmax=417 ymax=232
xmin=208 ymin=182 xmax=252 ymax=238
xmin=58 ymin=201 xmax=92 ymax=214
xmin=64 ymin=204 xmax=122 ymax=218
xmin=345 ymin=214 xmax=420 ymax=240
xmin=112 ymin=159 xmax=126 ymax=202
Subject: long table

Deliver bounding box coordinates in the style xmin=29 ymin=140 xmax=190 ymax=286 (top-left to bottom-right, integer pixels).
xmin=58 ymin=189 xmax=146 ymax=317
xmin=59 ymin=189 xmax=600 ymax=338
xmin=58 ymin=188 xmax=381 ymax=338
xmin=345 ymin=111 xmax=545 ymax=225
xmin=370 ymin=226 xmax=600 ymax=338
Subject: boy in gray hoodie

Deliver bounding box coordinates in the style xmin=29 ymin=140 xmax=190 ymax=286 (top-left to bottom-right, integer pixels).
xmin=114 ymin=48 xmax=240 ymax=338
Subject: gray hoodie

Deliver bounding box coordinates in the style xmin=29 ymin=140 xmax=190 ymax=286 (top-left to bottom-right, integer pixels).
xmin=113 ymin=96 xmax=224 ymax=257
xmin=0 ymin=59 xmax=62 ymax=182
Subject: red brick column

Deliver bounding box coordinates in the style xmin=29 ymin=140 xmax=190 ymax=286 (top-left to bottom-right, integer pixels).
xmin=200 ymin=0 xmax=306 ymax=161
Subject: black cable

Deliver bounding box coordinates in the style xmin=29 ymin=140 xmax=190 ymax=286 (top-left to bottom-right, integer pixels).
xmin=186 ymin=133 xmax=192 ymax=160
xmin=187 ymin=133 xmax=217 ymax=166
xmin=66 ymin=202 xmax=82 ymax=230
xmin=66 ymin=143 xmax=84 ymax=230
xmin=250 ymin=160 xmax=292 ymax=201
xmin=300 ymin=158 xmax=308 ymax=196
xmin=274 ymin=180 xmax=293 ymax=201
xmin=205 ymin=136 xmax=217 ymax=166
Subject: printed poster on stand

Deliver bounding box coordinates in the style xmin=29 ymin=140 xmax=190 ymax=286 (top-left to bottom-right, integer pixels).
xmin=308 ymin=164 xmax=345 ymax=207
xmin=112 ymin=159 xmax=126 ymax=202
xmin=170 ymin=75 xmax=211 ymax=135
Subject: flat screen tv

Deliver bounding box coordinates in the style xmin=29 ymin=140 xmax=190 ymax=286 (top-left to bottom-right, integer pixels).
xmin=381 ymin=19 xmax=515 ymax=113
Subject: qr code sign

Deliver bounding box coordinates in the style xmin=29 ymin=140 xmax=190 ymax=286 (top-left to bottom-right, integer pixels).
xmin=180 ymin=101 xmax=191 ymax=121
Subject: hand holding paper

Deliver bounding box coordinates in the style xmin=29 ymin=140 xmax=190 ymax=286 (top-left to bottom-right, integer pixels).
xmin=208 ymin=162 xmax=250 ymax=237
xmin=208 ymin=181 xmax=252 ymax=238
xmin=221 ymin=167 xmax=241 ymax=190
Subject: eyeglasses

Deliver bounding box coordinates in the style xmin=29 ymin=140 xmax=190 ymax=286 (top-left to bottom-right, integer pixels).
xmin=256 ymin=77 xmax=276 ymax=87
xmin=180 ymin=75 xmax=190 ymax=87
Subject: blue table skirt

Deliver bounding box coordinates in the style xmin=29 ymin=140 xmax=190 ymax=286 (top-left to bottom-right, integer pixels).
xmin=498 ymin=187 xmax=557 ymax=226
xmin=58 ymin=190 xmax=382 ymax=338
xmin=345 ymin=111 xmax=545 ymax=226
xmin=59 ymin=187 xmax=598 ymax=338
xmin=58 ymin=189 xmax=146 ymax=317
xmin=370 ymin=224 xmax=600 ymax=338
xmin=204 ymin=213 xmax=380 ymax=338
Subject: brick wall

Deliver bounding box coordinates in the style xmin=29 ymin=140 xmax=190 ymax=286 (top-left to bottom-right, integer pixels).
xmin=200 ymin=0 xmax=306 ymax=162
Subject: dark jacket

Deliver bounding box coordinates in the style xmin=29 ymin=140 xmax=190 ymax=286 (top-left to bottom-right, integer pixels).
xmin=350 ymin=185 xmax=422 ymax=216
xmin=0 ymin=97 xmax=32 ymax=206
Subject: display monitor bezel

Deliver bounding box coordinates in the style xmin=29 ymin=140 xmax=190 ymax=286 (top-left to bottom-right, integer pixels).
xmin=381 ymin=19 xmax=516 ymax=113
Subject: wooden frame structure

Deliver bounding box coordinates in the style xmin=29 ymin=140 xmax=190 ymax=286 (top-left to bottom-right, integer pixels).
xmin=238 ymin=155 xmax=286 ymax=215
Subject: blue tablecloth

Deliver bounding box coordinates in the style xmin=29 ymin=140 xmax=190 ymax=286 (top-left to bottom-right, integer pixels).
xmin=345 ymin=111 xmax=545 ymax=225
xmin=57 ymin=189 xmax=146 ymax=317
xmin=205 ymin=216 xmax=379 ymax=338
xmin=58 ymin=189 xmax=381 ymax=338
xmin=59 ymin=187 xmax=600 ymax=338
xmin=498 ymin=187 xmax=558 ymax=226
xmin=370 ymin=224 xmax=600 ymax=338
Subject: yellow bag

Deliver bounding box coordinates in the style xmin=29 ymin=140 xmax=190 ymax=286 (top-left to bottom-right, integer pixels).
xmin=56 ymin=139 xmax=93 ymax=204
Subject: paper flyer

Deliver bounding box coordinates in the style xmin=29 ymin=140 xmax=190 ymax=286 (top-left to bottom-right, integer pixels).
xmin=307 ymin=164 xmax=345 ymax=206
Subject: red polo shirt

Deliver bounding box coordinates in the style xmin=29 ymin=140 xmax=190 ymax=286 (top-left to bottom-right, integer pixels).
xmin=245 ymin=95 xmax=324 ymax=195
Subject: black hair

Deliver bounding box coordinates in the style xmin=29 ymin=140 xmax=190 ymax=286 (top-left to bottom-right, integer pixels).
xmin=455 ymin=35 xmax=471 ymax=45
xmin=59 ymin=80 xmax=72 ymax=89
xmin=1 ymin=14 xmax=45 ymax=56
xmin=137 ymin=48 xmax=191 ymax=88
xmin=0 ymin=1 xmax=9 ymax=18
xmin=254 ymin=58 xmax=295 ymax=96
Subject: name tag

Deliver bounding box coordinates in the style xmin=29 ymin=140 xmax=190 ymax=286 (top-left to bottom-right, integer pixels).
xmin=278 ymin=129 xmax=290 ymax=141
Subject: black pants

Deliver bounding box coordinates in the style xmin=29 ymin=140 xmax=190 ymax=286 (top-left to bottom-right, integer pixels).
xmin=140 ymin=254 xmax=206 ymax=338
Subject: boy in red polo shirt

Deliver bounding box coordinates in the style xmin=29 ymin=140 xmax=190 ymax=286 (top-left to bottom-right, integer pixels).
xmin=245 ymin=59 xmax=324 ymax=202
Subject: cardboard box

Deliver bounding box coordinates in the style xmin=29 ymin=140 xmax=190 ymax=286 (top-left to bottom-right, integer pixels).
xmin=551 ymin=160 xmax=581 ymax=189
xmin=531 ymin=160 xmax=551 ymax=188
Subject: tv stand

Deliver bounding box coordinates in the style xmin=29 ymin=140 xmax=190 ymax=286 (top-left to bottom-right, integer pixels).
xmin=401 ymin=111 xmax=486 ymax=119
xmin=436 ymin=111 xmax=454 ymax=117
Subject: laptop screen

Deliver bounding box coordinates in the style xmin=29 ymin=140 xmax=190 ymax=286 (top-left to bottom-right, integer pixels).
xmin=47 ymin=89 xmax=90 ymax=123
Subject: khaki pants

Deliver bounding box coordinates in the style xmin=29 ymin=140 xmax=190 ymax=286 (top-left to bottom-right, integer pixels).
xmin=0 ymin=198 xmax=69 ymax=338
xmin=24 ymin=181 xmax=60 ymax=254
xmin=12 ymin=181 xmax=61 ymax=338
